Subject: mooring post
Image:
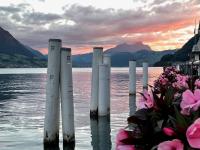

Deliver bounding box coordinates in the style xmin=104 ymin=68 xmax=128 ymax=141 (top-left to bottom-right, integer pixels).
xmin=90 ymin=119 xmax=99 ymax=149
xmin=60 ymin=48 xmax=75 ymax=145
xmin=103 ymin=54 xmax=111 ymax=113
xmin=98 ymin=116 xmax=111 ymax=150
xmin=129 ymin=95 xmax=136 ymax=116
xmin=90 ymin=47 xmax=103 ymax=118
xmin=129 ymin=61 xmax=136 ymax=95
xmin=143 ymin=62 xmax=148 ymax=90
xmin=103 ymin=54 xmax=111 ymax=74
xmin=176 ymin=64 xmax=180 ymax=71
xmin=44 ymin=39 xmax=61 ymax=145
xmin=98 ymin=64 xmax=110 ymax=116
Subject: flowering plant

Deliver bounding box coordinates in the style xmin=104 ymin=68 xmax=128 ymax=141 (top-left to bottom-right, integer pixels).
xmin=116 ymin=67 xmax=200 ymax=150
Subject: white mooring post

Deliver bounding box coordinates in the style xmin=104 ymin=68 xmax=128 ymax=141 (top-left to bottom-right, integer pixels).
xmin=60 ymin=48 xmax=75 ymax=145
xmin=129 ymin=61 xmax=136 ymax=95
xmin=98 ymin=64 xmax=110 ymax=116
xmin=143 ymin=62 xmax=148 ymax=90
xmin=44 ymin=39 xmax=61 ymax=145
xmin=103 ymin=54 xmax=111 ymax=113
xmin=90 ymin=47 xmax=103 ymax=118
xmin=176 ymin=64 xmax=180 ymax=71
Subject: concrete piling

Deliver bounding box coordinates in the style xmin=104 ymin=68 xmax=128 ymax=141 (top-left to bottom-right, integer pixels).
xmin=90 ymin=47 xmax=103 ymax=118
xmin=129 ymin=95 xmax=136 ymax=116
xmin=90 ymin=117 xmax=111 ymax=150
xmin=103 ymin=54 xmax=111 ymax=113
xmin=176 ymin=64 xmax=180 ymax=71
xmin=98 ymin=64 xmax=110 ymax=116
xmin=60 ymin=48 xmax=75 ymax=145
xmin=129 ymin=61 xmax=136 ymax=95
xmin=143 ymin=62 xmax=148 ymax=90
xmin=90 ymin=119 xmax=99 ymax=149
xmin=44 ymin=39 xmax=61 ymax=145
xmin=98 ymin=117 xmax=111 ymax=150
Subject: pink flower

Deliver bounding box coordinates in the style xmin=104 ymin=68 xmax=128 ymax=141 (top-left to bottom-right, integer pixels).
xmin=116 ymin=145 xmax=135 ymax=150
xmin=116 ymin=129 xmax=129 ymax=146
xmin=163 ymin=127 xmax=176 ymax=136
xmin=158 ymin=139 xmax=184 ymax=150
xmin=172 ymin=74 xmax=189 ymax=90
xmin=195 ymin=79 xmax=200 ymax=88
xmin=180 ymin=89 xmax=200 ymax=115
xmin=159 ymin=77 xmax=168 ymax=86
xmin=186 ymin=118 xmax=200 ymax=149
xmin=176 ymin=74 xmax=188 ymax=83
xmin=137 ymin=90 xmax=154 ymax=110
xmin=172 ymin=81 xmax=189 ymax=90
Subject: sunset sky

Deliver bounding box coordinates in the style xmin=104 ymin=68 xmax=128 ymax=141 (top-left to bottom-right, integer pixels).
xmin=0 ymin=0 xmax=200 ymax=54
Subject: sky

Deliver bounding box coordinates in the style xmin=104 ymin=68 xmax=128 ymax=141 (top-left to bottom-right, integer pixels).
xmin=0 ymin=0 xmax=200 ymax=54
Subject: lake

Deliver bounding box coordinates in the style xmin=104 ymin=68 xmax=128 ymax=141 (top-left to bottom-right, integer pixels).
xmin=0 ymin=67 xmax=163 ymax=150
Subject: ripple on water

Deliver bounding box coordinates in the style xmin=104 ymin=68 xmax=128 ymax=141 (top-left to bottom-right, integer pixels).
xmin=0 ymin=67 xmax=162 ymax=150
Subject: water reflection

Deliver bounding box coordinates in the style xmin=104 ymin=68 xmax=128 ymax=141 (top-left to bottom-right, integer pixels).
xmin=90 ymin=116 xmax=111 ymax=150
xmin=129 ymin=95 xmax=136 ymax=116
xmin=0 ymin=68 xmax=163 ymax=150
xmin=43 ymin=143 xmax=75 ymax=150
xmin=90 ymin=119 xmax=99 ymax=149
xmin=44 ymin=145 xmax=60 ymax=150
xmin=0 ymin=74 xmax=46 ymax=102
xmin=63 ymin=144 xmax=75 ymax=150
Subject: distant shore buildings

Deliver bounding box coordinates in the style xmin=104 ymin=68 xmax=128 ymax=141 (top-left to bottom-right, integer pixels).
xmin=178 ymin=22 xmax=200 ymax=76
xmin=190 ymin=22 xmax=200 ymax=61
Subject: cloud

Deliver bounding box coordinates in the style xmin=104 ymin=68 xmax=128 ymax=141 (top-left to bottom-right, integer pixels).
xmin=0 ymin=0 xmax=199 ymax=54
xmin=0 ymin=6 xmax=21 ymax=13
xmin=22 ymin=12 xmax=61 ymax=25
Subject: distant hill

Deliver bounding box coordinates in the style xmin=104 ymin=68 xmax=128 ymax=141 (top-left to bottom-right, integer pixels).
xmin=154 ymin=34 xmax=200 ymax=66
xmin=105 ymin=42 xmax=151 ymax=54
xmin=0 ymin=26 xmax=175 ymax=68
xmin=0 ymin=27 xmax=47 ymax=68
xmin=72 ymin=48 xmax=175 ymax=67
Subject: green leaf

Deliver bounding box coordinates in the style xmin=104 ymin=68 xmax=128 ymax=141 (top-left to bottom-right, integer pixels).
xmin=151 ymin=145 xmax=158 ymax=150
xmin=174 ymin=106 xmax=188 ymax=130
xmin=164 ymin=87 xmax=175 ymax=106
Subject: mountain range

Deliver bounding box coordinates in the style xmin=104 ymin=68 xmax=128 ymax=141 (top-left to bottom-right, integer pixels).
xmin=0 ymin=27 xmax=47 ymax=68
xmin=154 ymin=34 xmax=200 ymax=66
xmin=0 ymin=27 xmax=176 ymax=67
xmin=72 ymin=44 xmax=175 ymax=67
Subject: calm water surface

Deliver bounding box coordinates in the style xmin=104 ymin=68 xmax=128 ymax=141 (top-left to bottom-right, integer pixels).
xmin=0 ymin=67 xmax=163 ymax=150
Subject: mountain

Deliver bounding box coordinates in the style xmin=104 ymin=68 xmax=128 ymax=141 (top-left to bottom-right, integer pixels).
xmin=105 ymin=42 xmax=151 ymax=54
xmin=72 ymin=47 xmax=175 ymax=67
xmin=0 ymin=27 xmax=47 ymax=68
xmin=0 ymin=26 xmax=175 ymax=68
xmin=154 ymin=34 xmax=200 ymax=66
xmin=72 ymin=42 xmax=167 ymax=67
